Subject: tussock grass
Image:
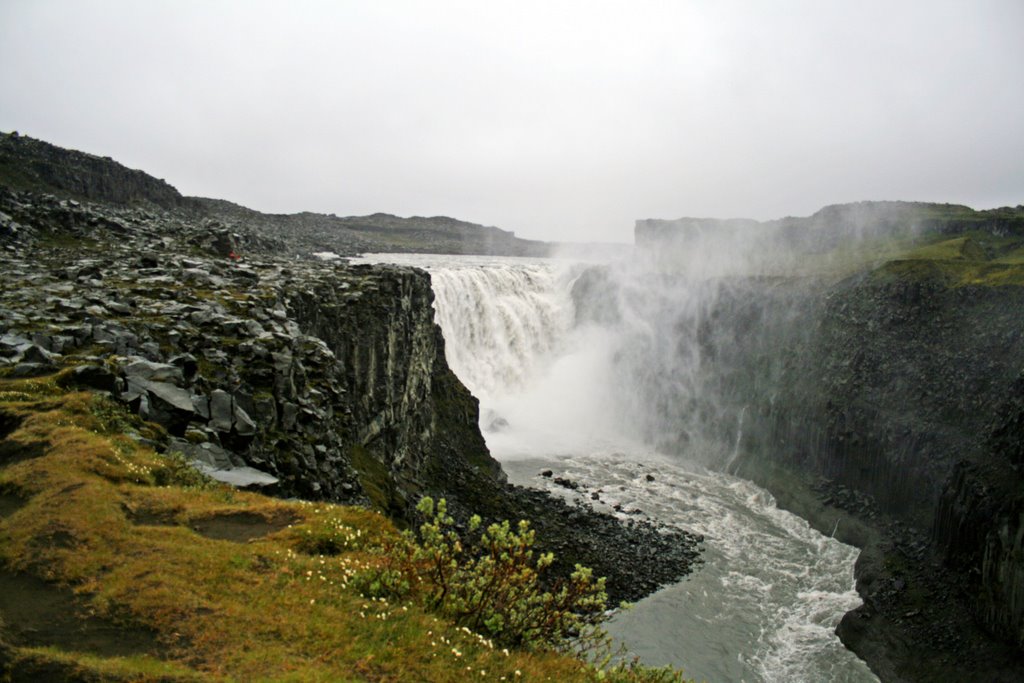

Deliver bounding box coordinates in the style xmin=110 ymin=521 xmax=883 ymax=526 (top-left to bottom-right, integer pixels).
xmin=0 ymin=374 xmax=691 ymax=682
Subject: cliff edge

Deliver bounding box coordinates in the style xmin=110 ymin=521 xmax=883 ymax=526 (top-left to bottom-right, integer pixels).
xmin=620 ymin=206 xmax=1024 ymax=681
xmin=0 ymin=134 xmax=699 ymax=620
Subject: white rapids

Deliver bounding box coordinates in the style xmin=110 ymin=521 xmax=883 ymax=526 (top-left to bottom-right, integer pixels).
xmin=355 ymin=252 xmax=878 ymax=683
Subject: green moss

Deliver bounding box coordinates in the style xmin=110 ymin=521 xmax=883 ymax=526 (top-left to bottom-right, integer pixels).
xmin=875 ymin=259 xmax=1024 ymax=287
xmin=350 ymin=444 xmax=405 ymax=515
xmin=151 ymin=451 xmax=216 ymax=489
xmin=900 ymin=236 xmax=978 ymax=261
xmin=194 ymin=357 xmax=221 ymax=379
xmin=993 ymin=246 xmax=1024 ymax=265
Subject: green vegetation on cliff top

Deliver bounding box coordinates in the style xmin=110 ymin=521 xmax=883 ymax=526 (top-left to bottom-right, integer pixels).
xmin=876 ymin=232 xmax=1024 ymax=287
xmin=827 ymin=202 xmax=1024 ymax=281
xmin=641 ymin=201 xmax=1024 ymax=286
xmin=787 ymin=229 xmax=1024 ymax=286
xmin=0 ymin=371 xmax=691 ymax=682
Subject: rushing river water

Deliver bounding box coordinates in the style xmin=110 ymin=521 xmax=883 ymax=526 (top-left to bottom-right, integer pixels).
xmin=355 ymin=252 xmax=878 ymax=683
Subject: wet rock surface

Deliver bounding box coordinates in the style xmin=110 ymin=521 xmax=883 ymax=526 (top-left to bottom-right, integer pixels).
xmin=502 ymin=485 xmax=700 ymax=603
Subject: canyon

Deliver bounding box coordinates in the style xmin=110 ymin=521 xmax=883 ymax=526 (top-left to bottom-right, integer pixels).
xmin=2 ymin=131 xmax=1023 ymax=681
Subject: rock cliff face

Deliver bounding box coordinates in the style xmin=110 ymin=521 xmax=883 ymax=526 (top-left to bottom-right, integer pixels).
xmin=0 ymin=185 xmax=499 ymax=513
xmin=574 ymin=209 xmax=1024 ymax=680
xmin=0 ymin=134 xmax=699 ymax=606
xmin=747 ymin=267 xmax=1024 ymax=679
xmin=736 ymin=264 xmax=1024 ymax=527
xmin=283 ymin=267 xmax=500 ymax=510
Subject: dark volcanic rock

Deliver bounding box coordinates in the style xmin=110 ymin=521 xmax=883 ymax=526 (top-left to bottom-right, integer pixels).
xmin=494 ymin=485 xmax=701 ymax=603
xmin=0 ymin=132 xmax=185 ymax=208
xmin=0 ymin=135 xmax=694 ymax=612
xmin=58 ymin=364 xmax=117 ymax=393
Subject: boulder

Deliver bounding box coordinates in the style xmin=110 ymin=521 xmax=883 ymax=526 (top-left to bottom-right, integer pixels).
xmin=59 ymin=364 xmax=118 ymax=393
xmin=191 ymin=394 xmax=211 ymax=419
xmin=280 ymin=401 xmax=299 ymax=430
xmin=168 ymin=353 xmax=198 ymax=382
xmin=122 ymin=378 xmax=195 ymax=436
xmin=0 ymin=333 xmax=30 ymax=358
xmin=9 ymin=362 xmax=54 ymax=378
xmin=124 ymin=359 xmax=184 ymax=385
xmin=272 ymin=352 xmax=296 ymax=400
xmin=20 ymin=344 xmax=57 ymax=366
xmin=206 ymin=389 xmax=258 ymax=438
xmin=209 ymin=390 xmax=234 ymax=432
xmin=196 ymin=463 xmax=279 ymax=489
xmin=234 ymin=404 xmax=257 ymax=437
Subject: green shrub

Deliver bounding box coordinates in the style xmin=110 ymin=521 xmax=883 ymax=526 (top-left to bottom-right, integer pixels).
xmin=360 ymin=496 xmax=610 ymax=651
xmin=597 ymin=661 xmax=691 ymax=682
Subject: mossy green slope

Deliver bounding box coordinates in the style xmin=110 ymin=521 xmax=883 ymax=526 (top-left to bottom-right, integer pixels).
xmin=0 ymin=372 xmax=691 ymax=682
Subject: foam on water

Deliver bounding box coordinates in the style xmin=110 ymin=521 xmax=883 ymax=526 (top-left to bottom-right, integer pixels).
xmin=509 ymin=454 xmax=875 ymax=683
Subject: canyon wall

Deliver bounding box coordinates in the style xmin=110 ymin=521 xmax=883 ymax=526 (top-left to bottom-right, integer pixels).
xmin=0 ymin=186 xmax=503 ymax=516
xmin=573 ymin=213 xmax=1024 ymax=678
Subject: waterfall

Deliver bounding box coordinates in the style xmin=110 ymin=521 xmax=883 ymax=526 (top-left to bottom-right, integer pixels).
xmin=427 ymin=260 xmax=574 ymax=399
xmin=354 ymin=252 xmax=876 ymax=683
xmin=427 ymin=253 xmax=753 ymax=465
xmin=382 ymin=252 xmax=755 ymax=465
xmin=426 ymin=256 xmax=635 ymax=456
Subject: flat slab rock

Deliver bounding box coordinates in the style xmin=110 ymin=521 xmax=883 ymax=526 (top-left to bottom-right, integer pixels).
xmin=192 ymin=461 xmax=279 ymax=488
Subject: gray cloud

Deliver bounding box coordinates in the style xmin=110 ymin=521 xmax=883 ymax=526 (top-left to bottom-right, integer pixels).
xmin=1 ymin=0 xmax=1022 ymax=243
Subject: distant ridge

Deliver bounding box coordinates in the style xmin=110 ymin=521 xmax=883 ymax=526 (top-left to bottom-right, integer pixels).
xmin=0 ymin=131 xmax=551 ymax=257
xmin=636 ymin=200 xmax=1024 ymax=250
xmin=0 ymin=131 xmax=185 ymax=208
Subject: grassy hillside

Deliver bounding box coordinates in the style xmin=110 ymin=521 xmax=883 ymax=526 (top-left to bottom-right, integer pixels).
xmin=0 ymin=372 xmax=690 ymax=682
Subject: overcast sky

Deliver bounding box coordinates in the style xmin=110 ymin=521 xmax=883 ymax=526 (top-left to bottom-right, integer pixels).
xmin=1 ymin=1 xmax=1021 ymax=243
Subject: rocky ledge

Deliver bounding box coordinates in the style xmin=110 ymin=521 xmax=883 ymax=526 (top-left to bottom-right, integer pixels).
xmin=0 ymin=181 xmax=700 ymax=605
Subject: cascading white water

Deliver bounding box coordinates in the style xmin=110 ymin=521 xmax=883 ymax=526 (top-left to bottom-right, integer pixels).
xmin=425 ymin=255 xmax=640 ymax=456
xmin=356 ymin=252 xmax=878 ymax=683
xmin=427 ymin=258 xmax=574 ymax=400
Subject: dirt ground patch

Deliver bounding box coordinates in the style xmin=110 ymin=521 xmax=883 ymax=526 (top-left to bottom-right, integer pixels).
xmin=0 ymin=570 xmax=163 ymax=659
xmin=0 ymin=492 xmax=26 ymax=519
xmin=190 ymin=510 xmax=297 ymax=542
xmin=0 ymin=410 xmax=24 ymax=440
xmin=0 ymin=438 xmax=46 ymax=467
xmin=124 ymin=505 xmax=180 ymax=527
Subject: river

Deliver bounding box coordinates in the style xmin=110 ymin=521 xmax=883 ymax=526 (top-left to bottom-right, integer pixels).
xmin=355 ymin=252 xmax=878 ymax=683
